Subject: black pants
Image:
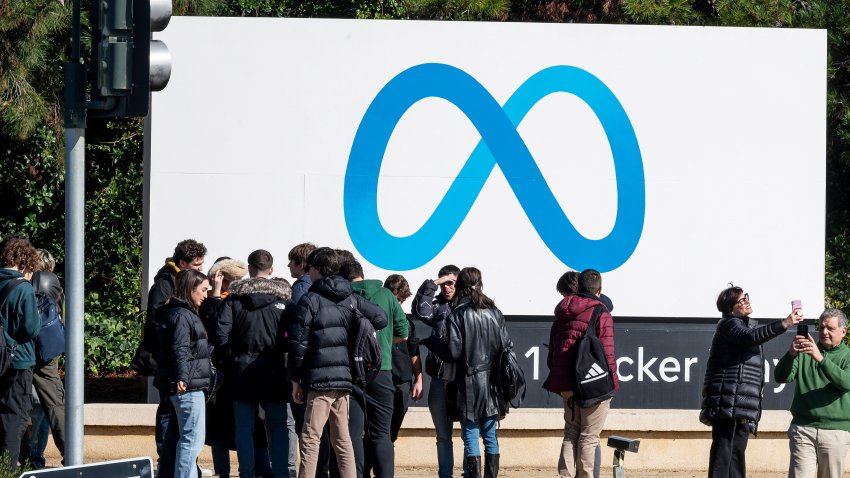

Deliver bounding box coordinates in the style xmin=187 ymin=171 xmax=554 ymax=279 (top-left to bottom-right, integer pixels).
xmin=389 ymin=380 xmax=411 ymax=443
xmin=0 ymin=367 xmax=33 ymax=471
xmin=708 ymin=419 xmax=750 ymax=478
xmin=362 ymin=371 xmax=395 ymax=478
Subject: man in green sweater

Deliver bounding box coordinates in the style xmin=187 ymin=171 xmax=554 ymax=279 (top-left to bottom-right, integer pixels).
xmin=340 ymin=259 xmax=408 ymax=478
xmin=775 ymin=308 xmax=850 ymax=478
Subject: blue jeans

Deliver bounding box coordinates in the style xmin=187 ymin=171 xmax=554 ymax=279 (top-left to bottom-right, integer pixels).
xmin=30 ymin=405 xmax=48 ymax=469
xmin=171 ymin=391 xmax=206 ymax=478
xmin=460 ymin=416 xmax=498 ymax=457
xmin=428 ymin=379 xmax=453 ymax=478
xmin=234 ymin=401 xmax=289 ymax=478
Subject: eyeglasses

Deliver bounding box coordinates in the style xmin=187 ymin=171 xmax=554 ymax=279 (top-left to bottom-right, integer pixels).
xmin=736 ymin=293 xmax=750 ymax=306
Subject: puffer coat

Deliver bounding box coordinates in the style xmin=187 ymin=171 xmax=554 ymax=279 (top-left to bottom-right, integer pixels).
xmin=213 ymin=277 xmax=291 ymax=403
xmin=156 ymin=298 xmax=212 ymax=394
xmin=288 ymin=275 xmax=387 ymax=392
xmin=700 ymin=314 xmax=787 ymax=426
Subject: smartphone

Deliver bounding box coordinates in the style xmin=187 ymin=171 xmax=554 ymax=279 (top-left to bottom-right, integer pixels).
xmin=797 ymin=323 xmax=809 ymax=337
xmin=791 ymin=299 xmax=802 ymax=313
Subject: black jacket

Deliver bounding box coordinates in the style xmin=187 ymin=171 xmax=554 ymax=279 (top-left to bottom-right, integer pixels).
xmin=213 ymin=278 xmax=290 ymax=402
xmin=425 ymin=298 xmax=511 ymax=421
xmin=133 ymin=262 xmax=178 ymax=375
xmin=412 ymin=279 xmax=454 ymax=380
xmin=156 ymin=298 xmax=212 ymax=394
xmin=288 ymin=275 xmax=387 ymax=392
xmin=700 ymin=314 xmax=787 ymax=427
xmin=391 ymin=318 xmax=420 ymax=384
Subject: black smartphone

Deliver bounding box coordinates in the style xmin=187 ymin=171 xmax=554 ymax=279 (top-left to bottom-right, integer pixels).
xmin=797 ymin=323 xmax=809 ymax=337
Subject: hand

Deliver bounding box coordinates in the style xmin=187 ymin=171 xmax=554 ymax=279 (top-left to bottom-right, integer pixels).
xmin=411 ymin=374 xmax=424 ymax=401
xmin=434 ymin=275 xmax=454 ymax=286
xmin=176 ymin=381 xmax=187 ymax=394
xmin=210 ymin=270 xmax=224 ymax=297
xmin=794 ymin=334 xmax=823 ymax=362
xmin=291 ymin=380 xmax=305 ymax=404
xmin=782 ymin=309 xmax=804 ymax=329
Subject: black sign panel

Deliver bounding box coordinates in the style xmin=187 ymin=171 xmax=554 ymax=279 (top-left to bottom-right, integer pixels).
xmin=20 ymin=457 xmax=153 ymax=478
xmin=413 ymin=316 xmax=799 ymax=410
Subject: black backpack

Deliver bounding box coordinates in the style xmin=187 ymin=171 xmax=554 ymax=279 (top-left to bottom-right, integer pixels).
xmin=347 ymin=296 xmax=381 ymax=388
xmin=492 ymin=340 xmax=526 ymax=416
xmin=0 ymin=278 xmax=27 ymax=376
xmin=573 ymin=305 xmax=616 ymax=407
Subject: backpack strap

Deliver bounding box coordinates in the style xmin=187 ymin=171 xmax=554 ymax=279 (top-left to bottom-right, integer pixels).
xmin=584 ymin=305 xmax=605 ymax=338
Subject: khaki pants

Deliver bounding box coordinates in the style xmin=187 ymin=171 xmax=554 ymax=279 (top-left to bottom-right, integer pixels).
xmin=558 ymin=391 xmax=611 ymax=478
xmin=298 ymin=390 xmax=355 ymax=478
xmin=788 ymin=424 xmax=850 ymax=478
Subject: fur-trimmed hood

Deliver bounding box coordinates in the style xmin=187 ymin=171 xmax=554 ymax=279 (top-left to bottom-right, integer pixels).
xmin=229 ymin=277 xmax=291 ymax=301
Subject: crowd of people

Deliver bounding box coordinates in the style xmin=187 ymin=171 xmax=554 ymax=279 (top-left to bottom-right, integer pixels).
xmin=0 ymin=232 xmax=847 ymax=478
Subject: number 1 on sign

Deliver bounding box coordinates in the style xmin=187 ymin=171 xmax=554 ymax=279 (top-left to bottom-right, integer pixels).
xmin=525 ymin=346 xmax=539 ymax=380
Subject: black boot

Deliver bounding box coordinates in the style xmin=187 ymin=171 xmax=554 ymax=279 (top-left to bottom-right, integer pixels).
xmin=484 ymin=453 xmax=499 ymax=478
xmin=463 ymin=455 xmax=481 ymax=478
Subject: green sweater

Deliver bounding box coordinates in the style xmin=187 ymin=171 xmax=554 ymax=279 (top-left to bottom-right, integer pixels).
xmin=774 ymin=341 xmax=850 ymax=432
xmin=351 ymin=279 xmax=408 ymax=371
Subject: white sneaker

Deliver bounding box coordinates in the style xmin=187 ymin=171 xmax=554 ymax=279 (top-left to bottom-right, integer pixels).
xmin=199 ymin=466 xmax=214 ymax=477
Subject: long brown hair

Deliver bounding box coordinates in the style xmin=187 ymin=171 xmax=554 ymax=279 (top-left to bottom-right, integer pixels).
xmin=174 ymin=269 xmax=208 ymax=312
xmin=453 ymin=267 xmax=495 ymax=310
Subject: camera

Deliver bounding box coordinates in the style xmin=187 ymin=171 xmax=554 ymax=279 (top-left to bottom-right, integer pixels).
xmin=607 ymin=436 xmax=640 ymax=454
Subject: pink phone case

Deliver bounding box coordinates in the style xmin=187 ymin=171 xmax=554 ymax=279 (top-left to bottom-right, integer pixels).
xmin=792 ymin=299 xmax=802 ymax=311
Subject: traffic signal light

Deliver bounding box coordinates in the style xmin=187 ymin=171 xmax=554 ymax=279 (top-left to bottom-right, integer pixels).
xmin=89 ymin=0 xmax=172 ymax=118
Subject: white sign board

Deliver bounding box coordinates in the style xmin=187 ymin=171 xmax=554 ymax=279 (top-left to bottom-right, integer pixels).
xmin=147 ymin=18 xmax=826 ymax=318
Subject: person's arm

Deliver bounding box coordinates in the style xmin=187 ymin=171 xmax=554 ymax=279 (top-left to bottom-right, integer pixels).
xmin=172 ymin=313 xmax=192 ymax=391
xmin=287 ymin=298 xmax=312 ymax=382
xmin=598 ymin=308 xmax=618 ymax=389
xmin=774 ymin=340 xmax=799 ymax=384
xmin=717 ymin=311 xmax=802 ymax=347
xmin=446 ymin=310 xmax=463 ymax=362
xmin=390 ymin=294 xmax=408 ymax=343
xmin=211 ymin=298 xmax=234 ymax=347
xmin=14 ymin=286 xmax=40 ymax=343
xmin=356 ymin=295 xmax=388 ymax=331
xmin=797 ymin=335 xmax=850 ymax=392
xmin=411 ymin=280 xmax=439 ymax=326
xmin=411 ymin=354 xmax=424 ymax=401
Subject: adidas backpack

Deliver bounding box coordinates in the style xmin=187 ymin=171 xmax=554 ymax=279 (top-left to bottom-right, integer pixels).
xmin=573 ymin=305 xmax=616 ymax=408
xmin=347 ymin=296 xmax=382 ymax=388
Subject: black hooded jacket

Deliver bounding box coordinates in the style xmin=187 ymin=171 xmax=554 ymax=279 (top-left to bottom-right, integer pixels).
xmin=133 ymin=262 xmax=178 ymax=375
xmin=156 ymin=297 xmax=212 ymax=394
xmin=288 ymin=275 xmax=387 ymax=392
xmin=212 ymin=277 xmax=291 ymax=402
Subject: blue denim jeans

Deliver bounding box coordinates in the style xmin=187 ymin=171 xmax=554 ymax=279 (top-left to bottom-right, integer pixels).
xmin=234 ymin=401 xmax=289 ymax=478
xmin=30 ymin=405 xmax=48 ymax=469
xmin=170 ymin=391 xmax=206 ymax=478
xmin=460 ymin=416 xmax=498 ymax=457
xmin=428 ymin=379 xmax=454 ymax=478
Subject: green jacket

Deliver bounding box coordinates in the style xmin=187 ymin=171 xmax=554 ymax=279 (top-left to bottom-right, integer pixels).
xmin=0 ymin=269 xmax=40 ymax=369
xmin=774 ymin=340 xmax=850 ymax=432
xmin=351 ymin=279 xmax=408 ymax=371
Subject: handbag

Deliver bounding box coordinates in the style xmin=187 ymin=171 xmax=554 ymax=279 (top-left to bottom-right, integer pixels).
xmin=206 ymin=360 xmax=224 ymax=402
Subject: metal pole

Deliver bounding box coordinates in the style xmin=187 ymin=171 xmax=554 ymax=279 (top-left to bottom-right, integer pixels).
xmin=64 ymin=127 xmax=85 ymax=466
xmin=63 ymin=0 xmax=86 ymax=464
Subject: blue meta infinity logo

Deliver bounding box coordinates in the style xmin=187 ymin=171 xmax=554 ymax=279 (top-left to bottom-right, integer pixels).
xmin=343 ymin=63 xmax=645 ymax=273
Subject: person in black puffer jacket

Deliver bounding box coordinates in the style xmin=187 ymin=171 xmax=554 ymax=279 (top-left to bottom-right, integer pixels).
xmin=700 ymin=284 xmax=802 ymax=478
xmin=214 ymin=270 xmax=292 ymax=478
xmin=288 ymin=247 xmax=386 ymax=478
xmin=157 ymin=270 xmax=213 ymax=478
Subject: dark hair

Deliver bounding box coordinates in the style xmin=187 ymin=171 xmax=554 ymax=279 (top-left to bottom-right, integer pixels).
xmin=213 ymin=256 xmax=231 ymax=263
xmin=247 ymin=249 xmax=274 ymax=271
xmin=384 ymin=274 xmax=412 ymax=303
xmin=578 ymin=269 xmax=602 ymax=295
xmin=339 ymin=260 xmax=364 ymax=281
xmin=454 ymin=267 xmax=496 ymax=309
xmin=174 ymin=269 xmax=208 ymax=312
xmin=288 ymin=243 xmax=317 ymax=265
xmin=556 ymin=271 xmax=579 ymax=296
xmin=173 ymin=239 xmax=207 ymax=264
xmin=0 ymin=234 xmax=39 ymax=272
xmin=438 ymin=264 xmax=460 ymax=278
xmin=716 ymin=284 xmax=745 ymax=315
xmin=334 ymin=249 xmax=356 ymax=265
xmin=306 ymin=247 xmax=339 ymax=278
